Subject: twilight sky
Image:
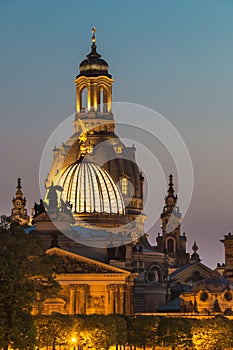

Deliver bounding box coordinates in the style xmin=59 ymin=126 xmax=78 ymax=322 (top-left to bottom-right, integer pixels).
xmin=0 ymin=0 xmax=233 ymax=268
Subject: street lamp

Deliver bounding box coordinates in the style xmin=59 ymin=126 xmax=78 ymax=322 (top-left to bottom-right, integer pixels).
xmin=71 ymin=336 xmax=76 ymax=350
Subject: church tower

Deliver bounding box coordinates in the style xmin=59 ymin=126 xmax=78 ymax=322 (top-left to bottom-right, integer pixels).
xmin=10 ymin=178 xmax=30 ymax=225
xmin=156 ymin=175 xmax=189 ymax=268
xmin=46 ymin=28 xmax=145 ymax=235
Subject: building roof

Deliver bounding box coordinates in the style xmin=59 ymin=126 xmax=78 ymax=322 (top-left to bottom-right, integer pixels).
xmin=192 ymin=275 xmax=233 ymax=293
xmin=55 ymin=161 xmax=125 ymax=215
xmin=157 ymin=297 xmax=182 ymax=312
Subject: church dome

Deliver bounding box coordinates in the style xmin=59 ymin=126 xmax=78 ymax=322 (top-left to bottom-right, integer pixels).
xmin=77 ymin=28 xmax=111 ymax=78
xmin=55 ymin=161 xmax=125 ymax=215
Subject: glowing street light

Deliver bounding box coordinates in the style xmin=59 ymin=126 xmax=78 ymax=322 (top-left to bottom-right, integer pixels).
xmin=71 ymin=336 xmax=77 ymax=350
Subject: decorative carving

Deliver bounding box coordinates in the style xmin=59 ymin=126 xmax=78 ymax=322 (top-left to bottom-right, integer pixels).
xmin=108 ymin=284 xmax=118 ymax=291
xmin=146 ymin=265 xmax=161 ymax=284
xmin=60 ymin=198 xmax=73 ymax=213
xmin=52 ymin=254 xmax=118 ymax=274
xmin=78 ymin=284 xmax=88 ymax=291
xmin=226 ymin=245 xmax=233 ymax=258
xmin=69 ymin=284 xmax=77 ymax=290
xmin=118 ymin=285 xmax=126 ymax=291
xmin=46 ymin=183 xmax=63 ymax=210
xmin=88 ymin=295 xmax=105 ymax=308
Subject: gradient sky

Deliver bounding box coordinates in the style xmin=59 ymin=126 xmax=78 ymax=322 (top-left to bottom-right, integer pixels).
xmin=0 ymin=0 xmax=233 ymax=268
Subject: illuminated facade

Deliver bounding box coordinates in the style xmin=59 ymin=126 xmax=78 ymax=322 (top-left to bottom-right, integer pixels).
xmin=9 ymin=29 xmax=233 ymax=318
xmin=30 ymin=29 xmax=169 ymax=315
xmin=180 ymin=275 xmax=233 ymax=316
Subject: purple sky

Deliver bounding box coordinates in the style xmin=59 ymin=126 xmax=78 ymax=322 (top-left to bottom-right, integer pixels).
xmin=0 ymin=0 xmax=233 ymax=268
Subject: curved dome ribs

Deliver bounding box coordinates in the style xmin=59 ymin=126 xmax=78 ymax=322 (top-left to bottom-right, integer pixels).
xmin=55 ymin=162 xmax=125 ymax=215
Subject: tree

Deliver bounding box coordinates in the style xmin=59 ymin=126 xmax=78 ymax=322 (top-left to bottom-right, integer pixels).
xmin=35 ymin=313 xmax=73 ymax=349
xmin=0 ymin=221 xmax=60 ymax=349
xmin=192 ymin=317 xmax=233 ymax=350
xmin=74 ymin=315 xmax=123 ymax=350
xmin=111 ymin=315 xmax=128 ymax=348
xmin=128 ymin=316 xmax=159 ymax=349
xmin=157 ymin=317 xmax=192 ymax=349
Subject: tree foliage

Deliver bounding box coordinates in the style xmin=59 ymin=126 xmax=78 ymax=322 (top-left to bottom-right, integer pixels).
xmin=192 ymin=316 xmax=233 ymax=350
xmin=0 ymin=222 xmax=60 ymax=349
xmin=157 ymin=317 xmax=192 ymax=348
xmin=128 ymin=315 xmax=159 ymax=348
xmin=74 ymin=315 xmax=120 ymax=349
xmin=35 ymin=313 xmax=73 ymax=349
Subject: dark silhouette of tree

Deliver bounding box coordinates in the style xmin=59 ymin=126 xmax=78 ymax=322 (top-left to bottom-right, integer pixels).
xmin=157 ymin=317 xmax=192 ymax=349
xmin=0 ymin=221 xmax=60 ymax=349
xmin=128 ymin=316 xmax=159 ymax=349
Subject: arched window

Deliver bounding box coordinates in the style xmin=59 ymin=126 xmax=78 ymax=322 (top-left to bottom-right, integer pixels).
xmin=97 ymin=86 xmax=108 ymax=112
xmin=146 ymin=265 xmax=162 ymax=284
xmin=121 ymin=177 xmax=128 ymax=195
xmin=167 ymin=238 xmax=175 ymax=253
xmin=80 ymin=87 xmax=87 ymax=111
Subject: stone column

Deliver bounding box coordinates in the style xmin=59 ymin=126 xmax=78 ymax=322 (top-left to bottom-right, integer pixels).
xmin=78 ymin=284 xmax=88 ymax=315
xmin=118 ymin=285 xmax=125 ymax=314
xmin=114 ymin=285 xmax=119 ymax=314
xmin=69 ymin=284 xmax=76 ymax=315
xmin=125 ymin=282 xmax=134 ymax=316
xmin=108 ymin=284 xmax=117 ymax=314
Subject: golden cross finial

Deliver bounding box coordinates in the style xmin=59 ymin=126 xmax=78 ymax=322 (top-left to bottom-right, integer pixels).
xmin=91 ymin=27 xmax=96 ymax=44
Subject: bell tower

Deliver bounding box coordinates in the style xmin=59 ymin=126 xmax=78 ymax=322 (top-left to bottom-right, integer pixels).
xmin=156 ymin=175 xmax=189 ymax=268
xmin=10 ymin=178 xmax=30 ymax=225
xmin=74 ymin=27 xmax=114 ymax=134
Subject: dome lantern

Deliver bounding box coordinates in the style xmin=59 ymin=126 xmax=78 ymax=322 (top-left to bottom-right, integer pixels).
xmin=74 ymin=28 xmax=114 ymax=120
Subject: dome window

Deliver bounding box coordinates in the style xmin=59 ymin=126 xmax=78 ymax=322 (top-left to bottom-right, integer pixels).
xmin=121 ymin=177 xmax=128 ymax=195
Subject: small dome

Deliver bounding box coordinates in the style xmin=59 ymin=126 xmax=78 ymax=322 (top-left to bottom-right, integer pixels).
xmin=192 ymin=276 xmax=232 ymax=293
xmin=77 ymin=44 xmax=111 ymax=78
xmin=77 ymin=28 xmax=111 ymax=78
xmin=55 ymin=161 xmax=125 ymax=215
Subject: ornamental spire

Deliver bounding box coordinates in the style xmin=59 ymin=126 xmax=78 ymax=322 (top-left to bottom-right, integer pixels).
xmin=89 ymin=27 xmax=99 ymax=56
xmin=91 ymin=27 xmax=96 ymax=45
xmin=15 ymin=178 xmax=23 ymax=199
xmin=160 ymin=174 xmax=180 ymax=219
xmin=168 ymin=174 xmax=175 ymax=196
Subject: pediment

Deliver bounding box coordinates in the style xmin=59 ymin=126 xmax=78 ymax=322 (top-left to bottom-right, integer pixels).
xmin=46 ymin=247 xmax=130 ymax=275
xmin=170 ymin=262 xmax=212 ymax=284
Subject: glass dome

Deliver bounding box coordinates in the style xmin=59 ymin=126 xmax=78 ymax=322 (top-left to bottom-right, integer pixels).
xmin=55 ymin=161 xmax=125 ymax=215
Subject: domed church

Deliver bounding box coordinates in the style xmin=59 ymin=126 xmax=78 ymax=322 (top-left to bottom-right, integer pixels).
xmin=18 ymin=28 xmax=167 ymax=315
xmin=9 ymin=29 xmax=231 ymax=317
